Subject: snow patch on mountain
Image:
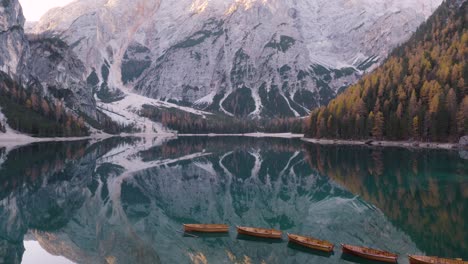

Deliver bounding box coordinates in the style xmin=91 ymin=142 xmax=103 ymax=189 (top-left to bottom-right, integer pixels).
xmin=0 ymin=108 xmax=36 ymax=147
xmin=96 ymin=91 xmax=211 ymax=134
xmin=30 ymin=0 xmax=443 ymax=118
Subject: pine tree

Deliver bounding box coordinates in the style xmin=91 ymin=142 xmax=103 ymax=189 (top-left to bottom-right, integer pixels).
xmin=327 ymin=115 xmax=335 ymax=137
xmin=30 ymin=93 xmax=39 ymax=111
xmin=446 ymin=88 xmax=458 ymax=138
xmin=354 ymin=98 xmax=367 ymax=116
xmin=457 ymin=96 xmax=468 ymax=136
xmin=409 ymin=90 xmax=419 ymax=118
xmin=396 ymin=103 xmax=404 ymax=119
xmin=372 ymin=112 xmax=384 ymax=139
xmin=412 ymin=116 xmax=420 ymax=140
xmin=367 ymin=111 xmax=375 ymax=137
xmin=41 ymin=99 xmax=50 ymax=117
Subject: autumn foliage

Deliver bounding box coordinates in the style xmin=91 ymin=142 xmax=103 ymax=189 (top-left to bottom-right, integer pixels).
xmin=140 ymin=104 xmax=305 ymax=134
xmin=306 ymin=0 xmax=467 ymax=142
xmin=0 ymin=72 xmax=89 ymax=137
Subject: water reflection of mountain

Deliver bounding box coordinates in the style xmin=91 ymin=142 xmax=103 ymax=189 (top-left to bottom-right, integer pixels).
xmin=0 ymin=138 xmax=148 ymax=264
xmin=304 ymin=144 xmax=468 ymax=259
xmin=0 ymin=137 xmax=463 ymax=263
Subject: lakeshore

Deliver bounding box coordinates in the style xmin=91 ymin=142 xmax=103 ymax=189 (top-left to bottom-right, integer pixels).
xmin=301 ymin=138 xmax=462 ymax=150
xmin=1 ymin=132 xmax=463 ymax=151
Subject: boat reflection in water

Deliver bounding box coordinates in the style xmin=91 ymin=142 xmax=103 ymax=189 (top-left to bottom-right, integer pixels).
xmin=0 ymin=136 xmax=465 ymax=263
xmin=287 ymin=233 xmax=334 ymax=253
xmin=184 ymin=224 xmax=229 ymax=233
xmin=236 ymin=226 xmax=282 ymax=239
xmin=304 ymin=144 xmax=468 ymax=260
xmin=341 ymin=244 xmax=398 ymax=263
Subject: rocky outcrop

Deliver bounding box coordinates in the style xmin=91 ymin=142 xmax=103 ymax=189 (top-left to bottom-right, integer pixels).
xmin=0 ymin=0 xmax=29 ymax=80
xmin=0 ymin=0 xmax=101 ymax=131
xmin=459 ymin=136 xmax=468 ymax=148
xmin=30 ymin=0 xmax=443 ymax=118
xmin=27 ymin=36 xmax=97 ymax=119
xmin=460 ymin=136 xmax=468 ymax=159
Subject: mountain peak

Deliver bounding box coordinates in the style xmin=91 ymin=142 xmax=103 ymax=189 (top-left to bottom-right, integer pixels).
xmin=28 ymin=0 xmax=444 ymax=118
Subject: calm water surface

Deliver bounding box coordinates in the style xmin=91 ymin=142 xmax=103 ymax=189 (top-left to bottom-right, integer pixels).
xmin=0 ymin=137 xmax=466 ymax=264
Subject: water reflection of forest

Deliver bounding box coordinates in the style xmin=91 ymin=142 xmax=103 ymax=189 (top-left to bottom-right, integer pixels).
xmin=0 ymin=138 xmax=467 ymax=263
xmin=0 ymin=138 xmax=139 ymax=199
xmin=303 ymin=144 xmax=468 ymax=258
xmin=0 ymin=137 xmax=304 ymax=206
xmin=0 ymin=137 xmax=333 ymax=264
xmin=139 ymin=136 xmax=303 ymax=161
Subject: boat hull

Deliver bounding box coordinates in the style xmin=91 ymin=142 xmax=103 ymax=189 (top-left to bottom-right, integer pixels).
xmin=342 ymin=244 xmax=398 ymax=263
xmin=183 ymin=224 xmax=229 ymax=233
xmin=288 ymin=234 xmax=334 ymax=253
xmin=237 ymin=226 xmax=282 ymax=239
xmin=409 ymin=255 xmax=466 ymax=264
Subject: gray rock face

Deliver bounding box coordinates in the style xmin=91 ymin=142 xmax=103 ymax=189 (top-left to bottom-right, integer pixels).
xmin=30 ymin=0 xmax=443 ymax=118
xmin=121 ymin=42 xmax=152 ymax=85
xmin=0 ymin=0 xmax=99 ymax=123
xmin=27 ymin=36 xmax=97 ymax=119
xmin=0 ymin=0 xmax=29 ymax=80
xmin=460 ymin=136 xmax=468 ymax=148
xmin=460 ymin=151 xmax=468 ymax=160
xmin=133 ymin=17 xmax=359 ymax=117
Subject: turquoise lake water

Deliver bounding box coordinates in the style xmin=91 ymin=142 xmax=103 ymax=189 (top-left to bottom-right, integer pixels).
xmin=0 ymin=137 xmax=466 ymax=263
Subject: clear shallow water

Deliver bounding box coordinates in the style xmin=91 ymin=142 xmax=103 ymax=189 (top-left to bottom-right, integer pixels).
xmin=0 ymin=137 xmax=466 ymax=264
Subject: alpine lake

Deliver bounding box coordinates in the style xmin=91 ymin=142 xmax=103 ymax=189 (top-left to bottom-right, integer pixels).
xmin=0 ymin=136 xmax=466 ymax=264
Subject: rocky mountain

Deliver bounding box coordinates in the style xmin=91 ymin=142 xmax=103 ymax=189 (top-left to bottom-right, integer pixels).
xmin=27 ymin=36 xmax=98 ymax=119
xmin=0 ymin=0 xmax=103 ymax=136
xmin=0 ymin=0 xmax=447 ymax=138
xmin=31 ymin=0 xmax=442 ymax=118
xmin=0 ymin=0 xmax=29 ymax=80
xmin=0 ymin=0 xmax=217 ymax=137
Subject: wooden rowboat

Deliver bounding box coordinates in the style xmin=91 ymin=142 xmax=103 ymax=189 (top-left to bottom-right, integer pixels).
xmin=287 ymin=233 xmax=334 ymax=252
xmin=409 ymin=255 xmax=467 ymax=264
xmin=236 ymin=226 xmax=282 ymax=239
xmin=341 ymin=244 xmax=398 ymax=263
xmin=183 ymin=224 xmax=229 ymax=233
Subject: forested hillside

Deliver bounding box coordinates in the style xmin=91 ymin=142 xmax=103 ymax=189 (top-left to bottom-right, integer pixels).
xmin=0 ymin=71 xmax=133 ymax=137
xmin=139 ymin=105 xmax=305 ymax=134
xmin=306 ymin=0 xmax=467 ymax=142
xmin=0 ymin=72 xmax=89 ymax=137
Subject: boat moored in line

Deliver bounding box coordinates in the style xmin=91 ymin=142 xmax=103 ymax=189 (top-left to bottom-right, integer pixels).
xmin=408 ymin=255 xmax=467 ymax=264
xmin=287 ymin=233 xmax=334 ymax=252
xmin=181 ymin=226 xmax=464 ymax=263
xmin=341 ymin=244 xmax=398 ymax=263
xmin=236 ymin=226 xmax=282 ymax=239
xmin=183 ymin=224 xmax=229 ymax=233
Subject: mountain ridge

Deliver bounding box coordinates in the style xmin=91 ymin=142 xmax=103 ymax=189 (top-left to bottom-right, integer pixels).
xmin=30 ymin=0 xmax=442 ymax=118
xmin=0 ymin=0 xmax=448 ymax=138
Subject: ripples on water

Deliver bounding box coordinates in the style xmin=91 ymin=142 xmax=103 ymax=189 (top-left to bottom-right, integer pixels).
xmin=0 ymin=137 xmax=466 ymax=263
